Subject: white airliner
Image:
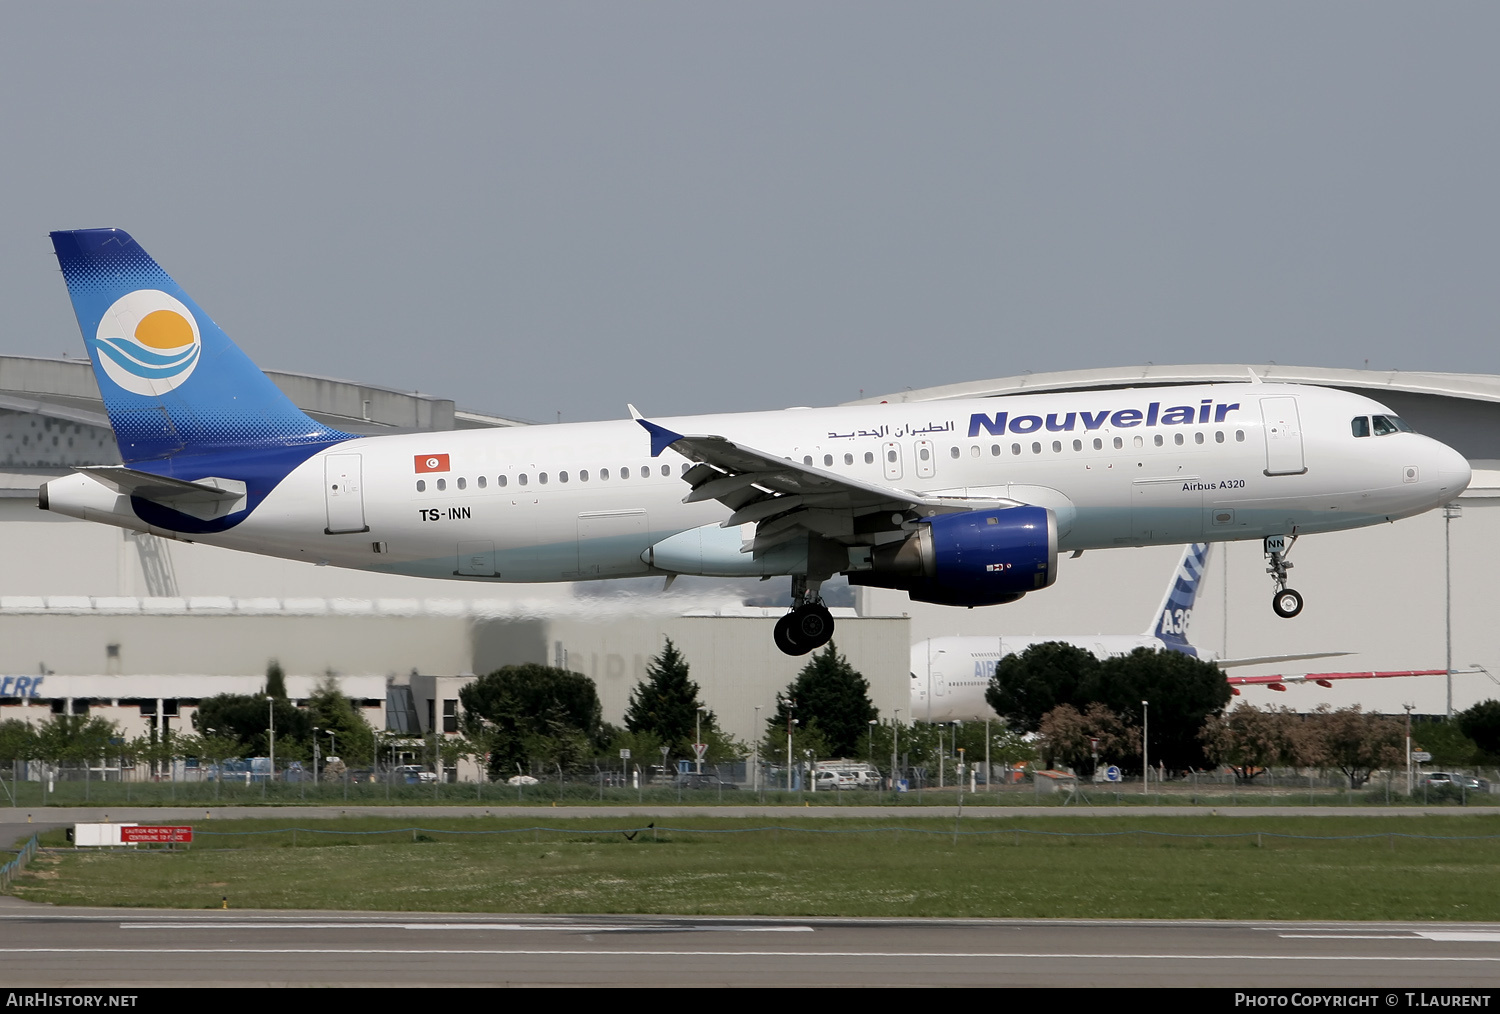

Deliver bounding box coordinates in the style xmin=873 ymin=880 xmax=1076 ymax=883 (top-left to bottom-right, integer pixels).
xmin=39 ymin=230 xmax=1471 ymax=655
xmin=911 ymin=542 xmax=1449 ymax=723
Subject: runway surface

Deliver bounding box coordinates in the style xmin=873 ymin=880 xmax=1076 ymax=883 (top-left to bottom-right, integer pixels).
xmin=0 ymin=906 xmax=1497 ymax=987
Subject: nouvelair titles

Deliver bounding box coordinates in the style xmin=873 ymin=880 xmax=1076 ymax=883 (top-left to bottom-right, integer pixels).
xmin=968 ymin=400 xmax=1242 ymax=438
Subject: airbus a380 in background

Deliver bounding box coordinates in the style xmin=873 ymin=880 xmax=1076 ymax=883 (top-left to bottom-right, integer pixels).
xmin=912 ymin=543 xmax=1449 ymax=723
xmin=39 ymin=230 xmax=1471 ymax=655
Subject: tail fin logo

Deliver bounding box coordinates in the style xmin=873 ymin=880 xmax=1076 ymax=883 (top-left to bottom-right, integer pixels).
xmin=90 ymin=289 xmax=202 ymax=397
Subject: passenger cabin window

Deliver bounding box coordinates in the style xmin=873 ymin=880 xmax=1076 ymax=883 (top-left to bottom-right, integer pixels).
xmin=538 ymin=473 xmax=548 ymax=484
xmin=824 ymin=454 xmax=833 ymax=466
xmin=457 ymin=477 xmax=467 ymax=490
xmin=416 ymin=480 xmax=426 ymax=492
xmin=803 ymin=456 xmax=813 ymax=465
xmin=580 ymin=470 xmax=589 ymax=481
xmin=518 ymin=474 xmax=528 ymax=486
xmin=558 ymin=471 xmax=568 ymax=483
xmin=1113 ymin=437 xmax=1123 ymax=449
xmin=497 ymin=475 xmax=507 ymax=487
xmin=600 ymin=469 xmax=609 ymax=480
xmin=991 ymin=444 xmax=1001 ymax=456
xmin=844 ymin=453 xmax=854 ymax=465
xmin=864 ymin=451 xmax=875 ymax=464
xmin=436 ymin=478 xmax=447 ymax=491
xmin=477 ymin=476 xmax=487 ymax=488
xmin=621 ymin=467 xmax=630 ymax=479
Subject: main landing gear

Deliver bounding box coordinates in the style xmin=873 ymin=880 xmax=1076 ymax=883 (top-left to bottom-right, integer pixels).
xmin=1265 ymin=533 xmax=1304 ymax=619
xmin=774 ymin=575 xmax=835 ymax=656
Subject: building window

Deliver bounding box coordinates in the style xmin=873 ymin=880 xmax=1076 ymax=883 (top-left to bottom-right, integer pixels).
xmin=443 ymin=699 xmax=458 ymax=734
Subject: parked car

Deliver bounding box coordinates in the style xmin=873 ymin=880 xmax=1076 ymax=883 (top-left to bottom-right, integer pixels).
xmin=1422 ymin=772 xmax=1454 ymax=788
xmin=673 ymin=773 xmax=738 ymax=791
xmin=1457 ymin=775 xmax=1491 ymax=793
xmin=506 ymin=774 xmax=540 ymax=786
xmin=396 ymin=764 xmax=438 ymax=784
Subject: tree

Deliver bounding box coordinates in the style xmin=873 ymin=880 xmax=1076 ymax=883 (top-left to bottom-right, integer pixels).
xmin=1457 ymin=700 xmax=1500 ymax=762
xmin=193 ymin=693 xmax=310 ymax=756
xmin=623 ymin=639 xmax=735 ymax=760
xmin=265 ymin=659 xmax=288 ymax=700
xmin=459 ymin=663 xmax=606 ymax=780
xmin=984 ymin=642 xmax=1102 ymax=734
xmin=34 ymin=715 xmax=118 ymax=767
xmin=1200 ymin=704 xmax=1305 ymax=782
xmin=304 ymin=675 xmax=375 ymax=765
xmin=1085 ymin=648 xmax=1232 ymax=772
xmin=766 ymin=642 xmax=877 ymax=758
xmin=1301 ymin=706 xmax=1405 ymax=789
xmin=1410 ymin=718 xmax=1478 ymax=768
xmin=1036 ymin=703 xmax=1138 ymax=774
xmin=0 ymin=721 xmax=36 ymax=765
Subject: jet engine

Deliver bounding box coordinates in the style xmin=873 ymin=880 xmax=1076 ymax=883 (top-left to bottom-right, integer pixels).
xmin=847 ymin=505 xmax=1058 ymax=607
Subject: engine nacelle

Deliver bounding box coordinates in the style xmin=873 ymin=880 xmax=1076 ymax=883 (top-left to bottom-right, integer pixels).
xmin=847 ymin=505 xmax=1058 ymax=607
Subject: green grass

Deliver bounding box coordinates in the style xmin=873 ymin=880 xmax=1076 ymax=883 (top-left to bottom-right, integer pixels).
xmin=11 ymin=815 xmax=1500 ymax=920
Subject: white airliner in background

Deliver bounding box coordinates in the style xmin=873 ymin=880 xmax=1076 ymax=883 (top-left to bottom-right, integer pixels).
xmin=40 ymin=230 xmax=1471 ymax=655
xmin=912 ymin=542 xmax=1448 ymax=722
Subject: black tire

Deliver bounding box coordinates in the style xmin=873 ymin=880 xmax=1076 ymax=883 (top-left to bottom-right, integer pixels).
xmin=1272 ymin=588 xmax=1304 ymax=619
xmin=773 ymin=613 xmax=805 ymax=655
xmin=793 ymin=604 xmax=835 ymax=650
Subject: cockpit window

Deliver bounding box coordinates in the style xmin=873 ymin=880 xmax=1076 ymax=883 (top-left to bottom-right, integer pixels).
xmin=1371 ymin=414 xmax=1412 ymax=436
xmin=1352 ymin=417 xmax=1370 ymax=438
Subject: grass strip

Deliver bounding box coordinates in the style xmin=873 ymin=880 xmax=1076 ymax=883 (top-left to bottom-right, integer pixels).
xmin=12 ymin=815 xmax=1500 ymax=921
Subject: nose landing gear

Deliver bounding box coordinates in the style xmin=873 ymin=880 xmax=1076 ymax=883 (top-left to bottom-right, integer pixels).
xmin=1265 ymin=533 xmax=1303 ymax=618
xmin=774 ymin=575 xmax=835 ymax=656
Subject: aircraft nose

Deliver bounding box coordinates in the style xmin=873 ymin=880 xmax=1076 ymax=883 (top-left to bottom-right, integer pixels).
xmin=1431 ymin=440 xmax=1471 ymax=497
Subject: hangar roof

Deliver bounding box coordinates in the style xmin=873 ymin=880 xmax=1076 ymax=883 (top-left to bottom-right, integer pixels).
xmin=0 ymin=355 xmax=528 ymax=434
xmin=852 ymin=364 xmax=1500 ymax=406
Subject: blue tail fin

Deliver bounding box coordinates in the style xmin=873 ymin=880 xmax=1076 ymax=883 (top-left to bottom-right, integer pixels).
xmin=1147 ymin=543 xmax=1211 ymax=654
xmin=50 ymin=228 xmax=350 ymax=464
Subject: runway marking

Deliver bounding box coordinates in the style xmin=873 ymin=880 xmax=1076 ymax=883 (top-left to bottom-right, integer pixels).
xmin=7 ymin=949 xmax=1500 ymax=962
xmin=1280 ymin=932 xmax=1500 ymax=942
xmin=119 ymin=922 xmax=813 ymax=933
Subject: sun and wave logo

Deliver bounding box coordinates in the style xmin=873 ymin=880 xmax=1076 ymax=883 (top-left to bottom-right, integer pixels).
xmin=90 ymin=289 xmax=202 ymax=397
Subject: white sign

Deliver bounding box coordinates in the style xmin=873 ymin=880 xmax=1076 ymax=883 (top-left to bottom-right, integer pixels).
xmin=1413 ymin=751 xmax=1432 ymax=762
xmin=693 ymin=743 xmax=708 ymax=760
xmin=1264 ymin=535 xmax=1287 ymax=554
xmin=619 ymin=748 xmax=631 ymax=760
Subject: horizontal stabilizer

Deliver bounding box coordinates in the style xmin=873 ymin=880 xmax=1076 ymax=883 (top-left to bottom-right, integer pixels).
xmin=75 ymin=466 xmax=247 ymax=521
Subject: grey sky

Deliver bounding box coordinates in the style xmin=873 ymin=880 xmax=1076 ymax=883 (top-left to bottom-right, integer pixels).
xmin=2 ymin=4 xmax=1497 ymax=423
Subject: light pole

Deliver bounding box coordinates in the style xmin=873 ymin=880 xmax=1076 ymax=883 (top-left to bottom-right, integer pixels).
xmin=1404 ymin=702 xmax=1415 ymax=795
xmin=265 ymin=696 xmax=275 ymax=784
xmin=1445 ymin=503 xmax=1461 ymax=719
xmin=695 ymin=707 xmax=704 ymax=774
xmin=1141 ymin=700 xmax=1149 ymax=796
xmin=892 ymin=710 xmax=901 ymax=791
xmin=312 ymin=727 xmax=321 ymax=784
xmin=867 ymin=719 xmax=878 ymax=765
xmin=753 ymin=705 xmax=762 ymax=794
xmin=985 ymin=718 xmax=991 ymax=792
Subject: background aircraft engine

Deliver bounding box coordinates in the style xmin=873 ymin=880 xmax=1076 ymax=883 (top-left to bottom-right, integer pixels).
xmin=847 ymin=505 xmax=1058 ymax=607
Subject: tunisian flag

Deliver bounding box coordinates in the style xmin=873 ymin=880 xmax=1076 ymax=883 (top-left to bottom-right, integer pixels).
xmin=415 ymin=454 xmax=450 ymax=473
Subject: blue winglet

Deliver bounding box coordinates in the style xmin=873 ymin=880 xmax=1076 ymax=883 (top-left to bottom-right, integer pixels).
xmin=636 ymin=418 xmax=684 ymax=457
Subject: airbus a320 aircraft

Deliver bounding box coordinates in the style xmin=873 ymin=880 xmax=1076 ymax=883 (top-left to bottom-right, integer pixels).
xmin=40 ymin=230 xmax=1471 ymax=655
xmin=911 ymin=543 xmax=1448 ymax=723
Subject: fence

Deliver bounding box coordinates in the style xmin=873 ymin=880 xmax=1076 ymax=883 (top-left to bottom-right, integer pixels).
xmin=0 ymin=835 xmax=38 ymax=891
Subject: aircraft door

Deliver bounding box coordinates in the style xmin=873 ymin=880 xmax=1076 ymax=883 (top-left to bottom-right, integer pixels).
xmin=1260 ymin=397 xmax=1307 ymax=475
xmin=882 ymin=442 xmax=903 ymax=480
xmin=914 ymin=439 xmax=935 ymax=479
xmin=324 ymin=454 xmax=368 ymax=534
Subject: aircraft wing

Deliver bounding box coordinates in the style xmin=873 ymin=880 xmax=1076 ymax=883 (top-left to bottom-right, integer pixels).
xmin=1225 ymin=669 xmax=1447 ymax=694
xmin=636 ymin=418 xmax=1016 ymax=555
xmin=1215 ymin=651 xmax=1353 ymax=669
